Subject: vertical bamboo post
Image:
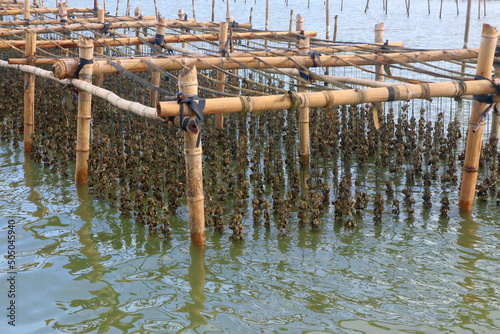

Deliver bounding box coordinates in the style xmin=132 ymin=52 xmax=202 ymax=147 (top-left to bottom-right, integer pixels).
xmin=490 ymin=37 xmax=500 ymax=141
xmin=478 ymin=0 xmax=481 ymax=19
xmin=439 ymin=0 xmax=443 ymax=19
xmin=95 ymin=8 xmax=105 ymax=87
xmin=192 ymin=0 xmax=196 ymax=20
xmin=75 ymin=37 xmax=94 ymax=186
xmin=24 ymin=0 xmax=30 ymax=24
xmin=296 ymin=14 xmax=310 ymax=167
xmin=125 ymin=0 xmax=130 ymax=16
xmin=249 ymin=7 xmax=253 ymax=25
xmin=179 ymin=63 xmax=205 ymax=246
xmin=461 ymin=0 xmax=473 ymax=77
xmin=459 ymin=24 xmax=498 ymax=211
xmin=24 ymin=32 xmax=36 ymax=154
xmin=178 ymin=9 xmax=187 ymax=49
xmin=333 ymin=15 xmax=338 ymax=42
xmin=288 ymin=9 xmax=293 ymax=48
xmin=373 ymin=22 xmax=384 ymax=129
xmin=428 ymin=0 xmax=430 ymax=15
xmin=134 ymin=7 xmax=142 ymax=55
xmin=326 ymin=0 xmax=330 ymax=39
xmin=455 ymin=0 xmax=459 ymax=15
xmin=94 ymin=0 xmax=99 ymax=12
xmin=265 ymin=0 xmax=269 ymax=31
xmin=211 ymin=0 xmax=215 ymax=22
xmin=215 ymin=22 xmax=229 ymax=131
xmin=115 ymin=0 xmax=120 ymax=16
xmin=151 ymin=15 xmax=167 ymax=107
xmin=154 ymin=0 xmax=158 ymax=19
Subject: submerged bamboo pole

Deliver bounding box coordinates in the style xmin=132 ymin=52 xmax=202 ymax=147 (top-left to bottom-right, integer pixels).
xmin=215 ymin=22 xmax=229 ymax=131
xmin=75 ymin=37 xmax=94 ymax=186
xmin=374 ymin=22 xmax=384 ymax=129
xmin=459 ymin=24 xmax=498 ymax=211
xmin=23 ymin=31 xmax=36 ymax=154
xmin=297 ymin=14 xmax=309 ymax=166
xmin=157 ymin=79 xmax=500 ymax=117
xmin=179 ymin=63 xmax=205 ymax=246
xmin=151 ymin=15 xmax=167 ymax=107
xmin=52 ymin=47 xmax=478 ymax=79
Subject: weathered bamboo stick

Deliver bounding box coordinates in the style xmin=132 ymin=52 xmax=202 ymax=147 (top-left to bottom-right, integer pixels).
xmin=459 ymin=24 xmax=498 ymax=211
xmin=23 ymin=0 xmax=29 ymax=22
xmin=179 ymin=63 xmax=205 ymax=246
xmin=491 ymin=37 xmax=500 ymax=141
xmin=52 ymin=48 xmax=479 ymax=79
xmin=9 ymin=42 xmax=406 ymax=66
xmin=23 ymin=31 xmax=36 ymax=154
xmin=374 ymin=22 xmax=384 ymax=129
xmin=95 ymin=7 xmax=104 ymax=87
xmin=0 ymin=29 xmax=293 ymax=50
xmin=178 ymin=9 xmax=187 ymax=49
xmin=134 ymin=7 xmax=143 ymax=55
xmin=157 ymin=79 xmax=500 ymax=117
xmin=75 ymin=37 xmax=93 ymax=186
xmin=215 ymin=22 xmax=228 ymax=131
xmin=326 ymin=0 xmax=330 ymax=39
xmin=0 ymin=6 xmax=92 ymax=16
xmin=333 ymin=14 xmax=338 ymax=42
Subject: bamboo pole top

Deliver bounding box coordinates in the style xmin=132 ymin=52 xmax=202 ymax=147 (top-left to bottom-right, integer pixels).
xmin=481 ymin=23 xmax=498 ymax=39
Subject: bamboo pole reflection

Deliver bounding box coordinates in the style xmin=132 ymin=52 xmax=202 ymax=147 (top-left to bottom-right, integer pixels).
xmin=23 ymin=156 xmax=47 ymax=218
xmin=179 ymin=245 xmax=207 ymax=332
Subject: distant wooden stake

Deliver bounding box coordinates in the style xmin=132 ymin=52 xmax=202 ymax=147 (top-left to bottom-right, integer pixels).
xmin=459 ymin=24 xmax=498 ymax=211
xmin=215 ymin=22 xmax=229 ymax=131
xmin=179 ymin=64 xmax=205 ymax=246
xmin=23 ymin=32 xmax=36 ymax=154
xmin=333 ymin=15 xmax=338 ymax=42
xmin=75 ymin=37 xmax=94 ymax=185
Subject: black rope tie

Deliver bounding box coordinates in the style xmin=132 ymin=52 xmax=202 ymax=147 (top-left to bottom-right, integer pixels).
xmin=98 ymin=22 xmax=111 ymax=35
xmin=172 ymin=93 xmax=206 ymax=147
xmin=471 ymin=75 xmax=500 ymax=132
xmin=76 ymin=58 xmax=94 ymax=78
xmin=309 ymin=51 xmax=328 ymax=86
xmin=153 ymin=33 xmax=164 ymax=47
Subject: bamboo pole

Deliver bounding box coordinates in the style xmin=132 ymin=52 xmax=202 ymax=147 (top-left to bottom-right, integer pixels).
xmin=439 ymin=0 xmax=443 ymax=19
xmin=151 ymin=15 xmax=167 ymax=107
xmin=297 ymin=15 xmax=309 ymax=166
xmin=157 ymin=79 xmax=500 ymax=118
xmin=11 ymin=41 xmax=405 ymax=66
xmin=215 ymin=22 xmax=229 ymax=131
xmin=23 ymin=0 xmax=29 ymax=23
xmin=192 ymin=0 xmax=195 ymax=20
xmin=211 ymin=0 xmax=215 ymax=22
xmin=23 ymin=31 xmax=36 ymax=154
xmin=333 ymin=14 xmax=338 ymax=42
xmin=179 ymin=63 xmax=205 ymax=246
xmin=134 ymin=7 xmax=142 ymax=54
xmin=478 ymin=0 xmax=480 ymax=19
xmin=265 ymin=0 xmax=269 ymax=31
xmin=326 ymin=0 xmax=330 ymax=39
xmin=374 ymin=22 xmax=384 ymax=129
xmin=0 ymin=6 xmax=93 ymax=16
xmin=75 ymin=37 xmax=94 ymax=185
xmin=0 ymin=15 xmax=156 ymax=27
xmin=95 ymin=7 xmax=104 ymax=86
xmin=491 ymin=37 xmax=500 ymax=141
xmin=52 ymin=47 xmax=478 ymax=79
xmin=459 ymin=24 xmax=498 ymax=211
xmin=1 ymin=28 xmax=277 ymax=50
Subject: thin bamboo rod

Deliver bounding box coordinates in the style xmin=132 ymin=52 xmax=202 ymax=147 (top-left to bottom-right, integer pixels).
xmin=297 ymin=14 xmax=309 ymax=166
xmin=179 ymin=64 xmax=205 ymax=246
xmin=0 ymin=7 xmax=93 ymax=16
xmin=134 ymin=7 xmax=142 ymax=54
xmin=52 ymin=48 xmax=479 ymax=79
xmin=75 ymin=36 xmax=93 ymax=186
xmin=215 ymin=22 xmax=228 ymax=131
xmin=0 ymin=15 xmax=156 ymax=27
xmin=157 ymin=79 xmax=500 ymax=117
xmin=491 ymin=37 xmax=500 ymax=141
xmin=459 ymin=24 xmax=498 ymax=211
xmin=23 ymin=31 xmax=36 ymax=154
xmin=95 ymin=7 xmax=104 ymax=86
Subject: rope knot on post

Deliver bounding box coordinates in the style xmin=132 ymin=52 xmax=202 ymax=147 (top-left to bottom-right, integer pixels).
xmin=471 ymin=75 xmax=500 ymax=132
xmin=283 ymin=90 xmax=302 ymax=113
xmin=175 ymin=93 xmax=205 ymax=148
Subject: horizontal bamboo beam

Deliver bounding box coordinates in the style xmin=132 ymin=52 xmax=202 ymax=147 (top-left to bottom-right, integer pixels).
xmin=0 ymin=15 xmax=156 ymax=26
xmin=8 ymin=42 xmax=404 ymax=66
xmin=0 ymin=20 xmax=252 ymax=36
xmin=157 ymin=79 xmax=499 ymax=117
xmin=0 ymin=59 xmax=160 ymax=120
xmin=52 ymin=47 xmax=479 ymax=79
xmin=0 ymin=7 xmax=94 ymax=16
xmin=0 ymin=30 xmax=315 ymax=50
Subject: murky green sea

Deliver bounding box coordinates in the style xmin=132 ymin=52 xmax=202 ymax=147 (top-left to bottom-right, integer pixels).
xmin=2 ymin=0 xmax=500 ymax=333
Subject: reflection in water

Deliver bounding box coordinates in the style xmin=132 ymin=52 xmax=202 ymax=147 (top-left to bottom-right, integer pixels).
xmin=456 ymin=212 xmax=486 ymax=306
xmin=23 ymin=157 xmax=47 ymax=218
xmin=179 ymin=245 xmax=207 ymax=332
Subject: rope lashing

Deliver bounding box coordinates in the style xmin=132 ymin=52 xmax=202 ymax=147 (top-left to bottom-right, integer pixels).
xmin=60 ymin=19 xmax=68 ymax=25
xmin=173 ymin=93 xmax=206 ymax=147
xmin=98 ymin=21 xmax=111 ymax=35
xmin=106 ymin=59 xmax=171 ymax=95
xmin=282 ymin=90 xmax=302 ymax=113
xmin=309 ymin=51 xmax=328 ymax=86
xmin=153 ymin=33 xmax=165 ymax=47
xmin=471 ymin=75 xmax=500 ymax=133
xmin=239 ymin=96 xmax=251 ymax=114
xmin=75 ymin=58 xmax=93 ymax=79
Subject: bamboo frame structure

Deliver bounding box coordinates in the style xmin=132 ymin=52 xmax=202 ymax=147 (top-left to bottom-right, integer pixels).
xmin=23 ymin=31 xmax=35 ymax=153
xmin=75 ymin=37 xmax=94 ymax=186
xmin=459 ymin=24 xmax=498 ymax=211
xmin=150 ymin=15 xmax=167 ymax=107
